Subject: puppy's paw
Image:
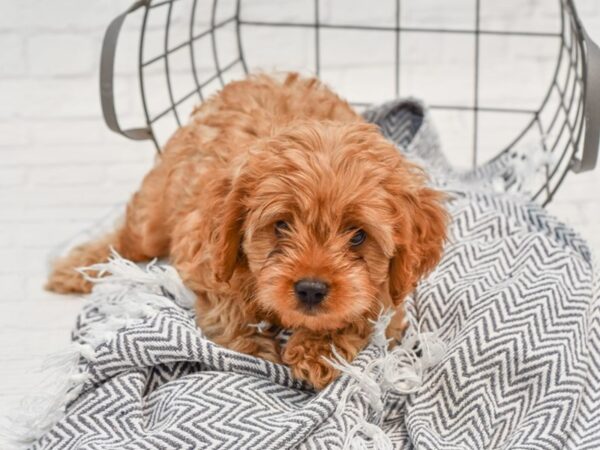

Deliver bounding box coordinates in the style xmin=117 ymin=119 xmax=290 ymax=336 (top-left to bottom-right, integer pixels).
xmin=251 ymin=334 xmax=283 ymax=364
xmin=283 ymin=335 xmax=344 ymax=390
xmin=46 ymin=265 xmax=93 ymax=294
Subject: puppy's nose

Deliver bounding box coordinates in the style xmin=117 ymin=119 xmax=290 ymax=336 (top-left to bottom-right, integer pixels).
xmin=294 ymin=279 xmax=329 ymax=306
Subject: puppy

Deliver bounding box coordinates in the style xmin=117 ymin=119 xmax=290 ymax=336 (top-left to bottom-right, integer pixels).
xmin=46 ymin=73 xmax=447 ymax=389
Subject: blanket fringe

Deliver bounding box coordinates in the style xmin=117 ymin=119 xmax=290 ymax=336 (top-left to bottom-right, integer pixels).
xmin=80 ymin=248 xmax=196 ymax=310
xmin=1 ymin=250 xmax=194 ymax=449
xmin=0 ymin=344 xmax=95 ymax=449
xmin=329 ymin=310 xmax=446 ymax=449
xmin=248 ymin=320 xmax=272 ymax=334
xmin=343 ymin=421 xmax=394 ymax=450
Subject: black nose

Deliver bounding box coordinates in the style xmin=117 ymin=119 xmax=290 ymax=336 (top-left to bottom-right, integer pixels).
xmin=294 ymin=279 xmax=329 ymax=306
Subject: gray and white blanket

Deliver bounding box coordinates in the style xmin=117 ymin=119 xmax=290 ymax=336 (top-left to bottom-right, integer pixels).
xmin=11 ymin=101 xmax=600 ymax=449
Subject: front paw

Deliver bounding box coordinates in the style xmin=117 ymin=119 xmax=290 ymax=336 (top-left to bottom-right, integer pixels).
xmin=282 ymin=338 xmax=341 ymax=390
xmin=251 ymin=334 xmax=283 ymax=364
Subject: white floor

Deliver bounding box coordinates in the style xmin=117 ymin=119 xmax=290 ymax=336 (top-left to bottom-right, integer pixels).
xmin=1 ymin=0 xmax=600 ymax=443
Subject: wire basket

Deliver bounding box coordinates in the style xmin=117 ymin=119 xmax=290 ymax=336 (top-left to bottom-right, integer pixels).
xmin=100 ymin=0 xmax=600 ymax=205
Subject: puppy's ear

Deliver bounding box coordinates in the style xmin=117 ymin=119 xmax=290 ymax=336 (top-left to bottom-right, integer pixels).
xmin=388 ymin=186 xmax=448 ymax=305
xmin=211 ymin=173 xmax=249 ymax=283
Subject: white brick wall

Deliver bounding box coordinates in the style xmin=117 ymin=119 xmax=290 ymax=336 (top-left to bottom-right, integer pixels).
xmin=0 ymin=0 xmax=599 ymax=426
xmin=28 ymin=34 xmax=95 ymax=76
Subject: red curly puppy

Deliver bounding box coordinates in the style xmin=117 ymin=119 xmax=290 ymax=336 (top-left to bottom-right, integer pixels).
xmin=46 ymin=73 xmax=447 ymax=389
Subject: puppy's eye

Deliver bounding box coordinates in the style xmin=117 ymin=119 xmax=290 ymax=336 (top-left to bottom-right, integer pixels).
xmin=349 ymin=229 xmax=366 ymax=247
xmin=274 ymin=220 xmax=289 ymax=237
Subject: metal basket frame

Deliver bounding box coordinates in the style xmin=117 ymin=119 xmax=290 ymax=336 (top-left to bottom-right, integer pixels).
xmin=100 ymin=0 xmax=600 ymax=206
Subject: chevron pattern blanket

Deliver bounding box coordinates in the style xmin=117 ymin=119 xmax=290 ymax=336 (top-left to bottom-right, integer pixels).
xmin=12 ymin=101 xmax=600 ymax=449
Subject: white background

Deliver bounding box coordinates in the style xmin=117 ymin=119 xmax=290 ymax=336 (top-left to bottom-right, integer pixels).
xmin=1 ymin=0 xmax=599 ymax=430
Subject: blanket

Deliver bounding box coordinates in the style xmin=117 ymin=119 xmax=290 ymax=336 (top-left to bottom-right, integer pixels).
xmin=8 ymin=101 xmax=600 ymax=449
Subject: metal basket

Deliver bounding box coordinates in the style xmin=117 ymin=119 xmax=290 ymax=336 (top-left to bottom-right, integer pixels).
xmin=100 ymin=0 xmax=600 ymax=205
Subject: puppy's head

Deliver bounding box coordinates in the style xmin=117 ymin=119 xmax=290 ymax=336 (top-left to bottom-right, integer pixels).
xmin=212 ymin=121 xmax=447 ymax=331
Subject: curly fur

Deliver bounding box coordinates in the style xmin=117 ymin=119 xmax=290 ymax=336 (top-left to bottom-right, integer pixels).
xmin=46 ymin=73 xmax=448 ymax=389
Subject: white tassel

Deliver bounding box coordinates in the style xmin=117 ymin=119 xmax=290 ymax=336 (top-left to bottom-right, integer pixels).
xmin=342 ymin=420 xmax=394 ymax=450
xmin=1 ymin=344 xmax=96 ymax=447
xmin=325 ymin=346 xmax=385 ymax=415
xmin=72 ymin=249 xmax=199 ymax=348
xmin=369 ymin=308 xmax=394 ymax=349
xmin=248 ymin=321 xmax=271 ymax=334
xmin=40 ymin=342 xmax=96 ymax=373
xmin=4 ymin=250 xmax=196 ymax=447
xmin=327 ymin=309 xmax=447 ymax=448
xmin=418 ymin=332 xmax=447 ymax=369
xmin=379 ymin=346 xmax=423 ymax=394
xmin=79 ymin=248 xmax=196 ymax=310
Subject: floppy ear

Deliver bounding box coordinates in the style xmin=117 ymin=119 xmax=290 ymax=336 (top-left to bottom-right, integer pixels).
xmin=211 ymin=173 xmax=249 ymax=283
xmin=388 ymin=186 xmax=448 ymax=305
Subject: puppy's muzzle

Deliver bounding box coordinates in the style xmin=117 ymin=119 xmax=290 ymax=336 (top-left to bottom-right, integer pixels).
xmin=294 ymin=278 xmax=329 ymax=307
